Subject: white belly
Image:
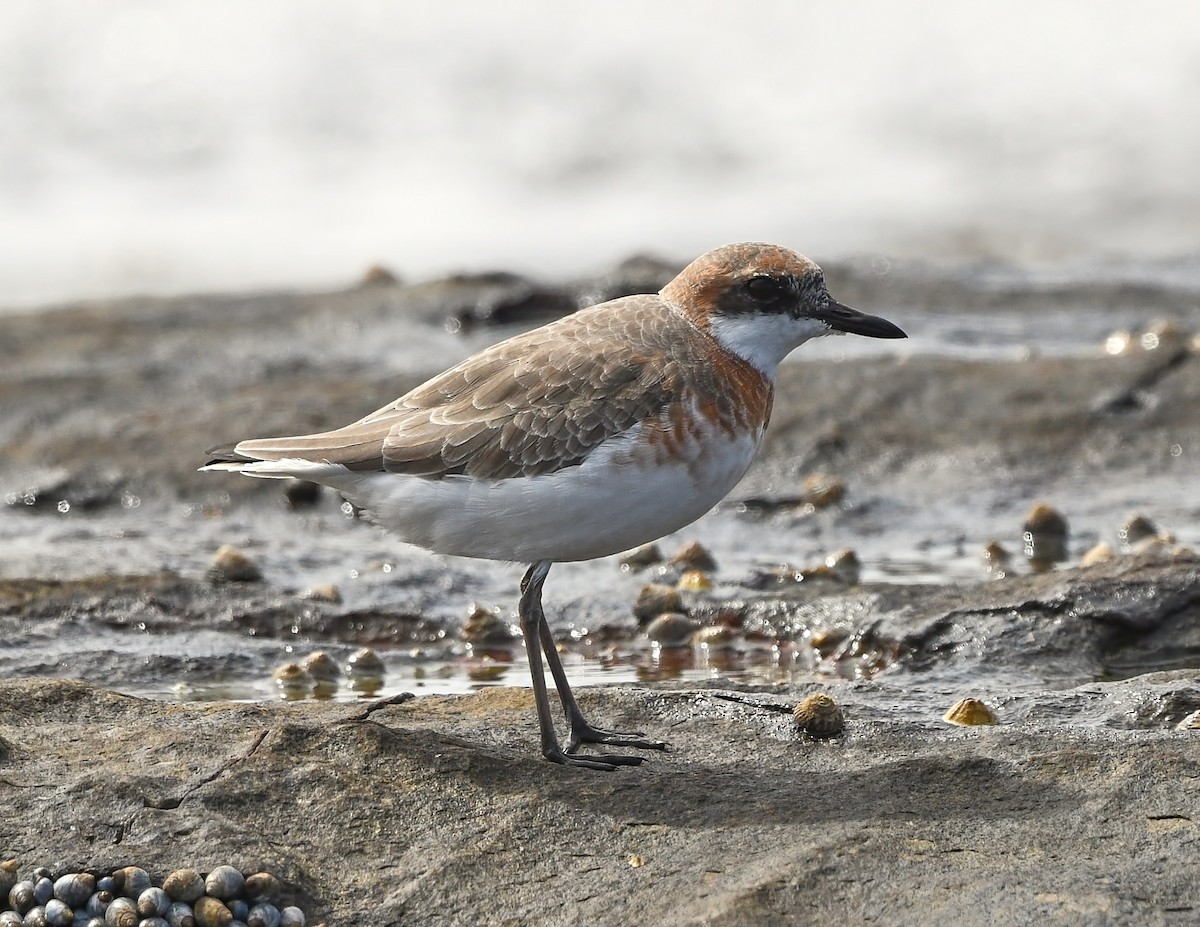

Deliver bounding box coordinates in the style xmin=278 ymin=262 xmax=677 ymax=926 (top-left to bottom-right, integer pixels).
xmin=325 ymin=423 xmax=762 ymax=563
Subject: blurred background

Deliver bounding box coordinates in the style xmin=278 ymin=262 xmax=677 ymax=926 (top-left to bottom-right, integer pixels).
xmin=3 ymin=0 xmax=1200 ymax=310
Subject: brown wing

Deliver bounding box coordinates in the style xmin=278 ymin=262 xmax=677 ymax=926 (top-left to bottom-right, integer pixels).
xmin=221 ymin=295 xmax=691 ymax=481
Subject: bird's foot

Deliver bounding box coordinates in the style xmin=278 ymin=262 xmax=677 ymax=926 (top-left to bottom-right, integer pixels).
xmin=567 ymin=722 xmax=670 ymax=754
xmin=543 ymin=746 xmax=645 ymax=771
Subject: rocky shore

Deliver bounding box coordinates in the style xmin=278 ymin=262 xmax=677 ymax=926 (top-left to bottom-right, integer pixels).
xmin=2 ymin=256 xmax=1199 ymax=924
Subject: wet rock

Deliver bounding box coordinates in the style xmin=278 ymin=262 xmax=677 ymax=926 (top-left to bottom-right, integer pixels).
xmin=440 ymin=272 xmax=576 ymax=332
xmin=3 ymin=470 xmax=134 ymax=515
xmin=1 ymin=675 xmax=1200 ymax=925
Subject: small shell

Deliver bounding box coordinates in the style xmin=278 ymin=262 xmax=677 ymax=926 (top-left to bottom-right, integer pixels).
xmin=139 ymin=919 xmax=170 ymax=927
xmin=643 ymin=613 xmax=699 ymax=648
xmin=943 ymin=697 xmax=998 ymax=726
xmin=138 ymin=888 xmax=172 ymax=918
xmin=1118 ymin=513 xmax=1160 ymax=548
xmin=21 ymin=905 xmax=48 ymax=927
xmin=162 ymin=870 xmax=205 ymax=904
xmin=272 ymin=662 xmax=315 ymax=698
xmin=278 ymin=907 xmax=306 ymax=927
xmin=229 ymin=901 xmax=249 ymax=923
xmin=802 ymin=473 xmax=846 ymax=509
xmin=676 ymin=570 xmax=713 ymax=591
xmin=9 ymin=880 xmax=36 ymax=914
xmin=809 ymin=627 xmax=849 ymax=655
xmin=88 ymin=892 xmax=115 ymax=918
xmin=793 ymin=693 xmax=845 ymax=738
xmin=97 ymin=877 xmax=118 ymax=895
xmin=0 ymin=860 xmax=16 ymax=900
xmin=459 ymin=605 xmax=516 ymax=644
xmin=301 ymin=651 xmax=341 ymax=683
xmin=43 ymin=899 xmax=72 ymax=927
xmin=210 ymin=544 xmax=263 ymax=583
xmin=633 ymin=584 xmax=683 ymax=622
xmin=1022 ymin=502 xmax=1069 ymax=572
xmin=300 ymin=583 xmax=341 ymax=604
xmin=1079 ymin=542 xmax=1115 ymax=567
xmin=242 ymin=874 xmax=281 ymax=904
xmin=824 ymin=548 xmax=861 ymax=585
xmin=203 ymin=866 xmax=245 ymax=902
xmin=672 ymin=540 xmax=717 ymax=572
xmin=34 ymin=877 xmax=54 ymax=905
xmin=981 ymin=540 xmax=1010 ymax=575
xmin=246 ymin=904 xmax=281 ymax=927
xmin=167 ymin=902 xmax=197 ymax=927
xmin=618 ymin=542 xmax=663 ymax=570
xmin=345 ymin=647 xmax=385 ymax=679
xmin=118 ymin=868 xmax=152 ymax=900
xmin=0 ymin=912 xmax=22 ymax=927
xmin=1175 ymin=710 xmax=1200 ymax=731
xmin=106 ymin=897 xmax=140 ymax=927
xmin=53 ymin=872 xmax=95 ymax=907
xmin=192 ymin=897 xmax=233 ymax=927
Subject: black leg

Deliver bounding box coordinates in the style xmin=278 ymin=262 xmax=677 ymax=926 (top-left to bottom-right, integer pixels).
xmin=537 ymin=618 xmax=669 ymax=757
xmin=518 ymin=562 xmax=623 ymax=771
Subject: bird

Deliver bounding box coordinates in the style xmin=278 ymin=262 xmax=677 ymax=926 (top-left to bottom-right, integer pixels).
xmin=202 ymin=242 xmax=906 ymax=770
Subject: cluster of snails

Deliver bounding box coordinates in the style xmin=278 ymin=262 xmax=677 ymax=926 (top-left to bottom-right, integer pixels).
xmin=1 ymin=863 xmax=309 ymax=927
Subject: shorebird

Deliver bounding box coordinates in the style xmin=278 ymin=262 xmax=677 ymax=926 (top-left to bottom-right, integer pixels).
xmin=203 ymin=242 xmax=905 ymax=769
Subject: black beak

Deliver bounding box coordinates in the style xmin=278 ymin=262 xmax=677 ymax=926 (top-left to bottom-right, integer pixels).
xmin=816 ymin=299 xmax=907 ymax=339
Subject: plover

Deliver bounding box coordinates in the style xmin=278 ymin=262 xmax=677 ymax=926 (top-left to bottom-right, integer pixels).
xmin=203 ymin=242 xmax=906 ymax=769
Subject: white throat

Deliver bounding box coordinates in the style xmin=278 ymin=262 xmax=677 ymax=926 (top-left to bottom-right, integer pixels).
xmin=707 ymin=313 xmax=832 ymax=377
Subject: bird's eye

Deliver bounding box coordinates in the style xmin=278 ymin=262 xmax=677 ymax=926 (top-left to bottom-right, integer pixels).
xmin=746 ymin=276 xmax=786 ymax=302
